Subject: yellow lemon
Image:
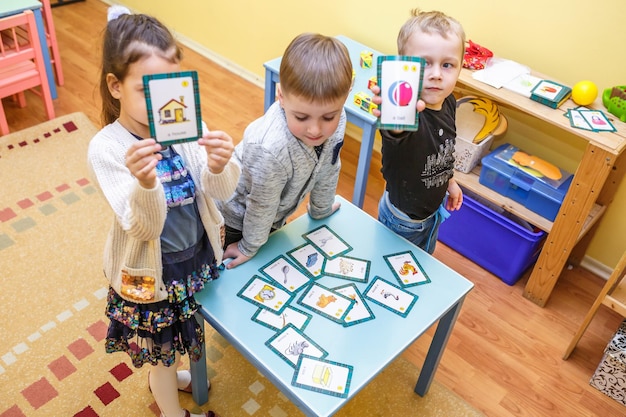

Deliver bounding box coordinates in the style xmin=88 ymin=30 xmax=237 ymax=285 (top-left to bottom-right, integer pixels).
xmin=572 ymin=80 xmax=598 ymax=106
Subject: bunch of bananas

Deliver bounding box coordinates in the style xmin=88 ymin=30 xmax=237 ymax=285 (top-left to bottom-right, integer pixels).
xmin=456 ymin=96 xmax=506 ymax=144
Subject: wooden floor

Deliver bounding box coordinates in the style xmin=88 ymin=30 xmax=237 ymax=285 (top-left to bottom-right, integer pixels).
xmin=6 ymin=1 xmax=625 ymax=416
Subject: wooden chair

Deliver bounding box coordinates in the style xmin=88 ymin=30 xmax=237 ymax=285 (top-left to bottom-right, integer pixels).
xmin=563 ymin=250 xmax=626 ymax=359
xmin=40 ymin=0 xmax=64 ymax=86
xmin=0 ymin=9 xmax=55 ymax=135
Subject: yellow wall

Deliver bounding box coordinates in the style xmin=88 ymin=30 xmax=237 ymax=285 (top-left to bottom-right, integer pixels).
xmin=113 ymin=0 xmax=625 ymax=269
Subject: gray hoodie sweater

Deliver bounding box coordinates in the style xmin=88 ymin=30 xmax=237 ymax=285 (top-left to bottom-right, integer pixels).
xmin=217 ymin=101 xmax=346 ymax=257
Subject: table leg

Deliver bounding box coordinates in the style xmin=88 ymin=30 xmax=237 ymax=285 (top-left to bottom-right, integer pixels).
xmin=32 ymin=9 xmax=57 ymax=99
xmin=414 ymin=297 xmax=465 ymax=396
xmin=352 ymin=122 xmax=376 ymax=208
xmin=190 ymin=312 xmax=209 ymax=405
xmin=264 ymin=68 xmax=276 ymax=112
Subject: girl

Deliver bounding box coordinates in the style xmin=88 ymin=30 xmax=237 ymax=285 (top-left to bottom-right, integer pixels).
xmin=87 ymin=6 xmax=238 ymax=417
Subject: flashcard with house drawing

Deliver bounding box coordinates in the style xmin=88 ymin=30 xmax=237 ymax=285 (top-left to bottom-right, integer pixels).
xmin=143 ymin=71 xmax=202 ymax=146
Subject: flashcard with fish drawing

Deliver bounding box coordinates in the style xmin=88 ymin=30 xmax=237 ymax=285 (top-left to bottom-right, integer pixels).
xmin=383 ymin=251 xmax=431 ymax=287
xmin=251 ymin=305 xmax=313 ymax=332
xmin=332 ymin=283 xmax=375 ymax=326
xmin=292 ymin=355 xmax=353 ymax=398
xmin=303 ymin=225 xmax=352 ymax=259
xmin=236 ymin=275 xmax=294 ymax=314
xmin=364 ymin=276 xmax=417 ymax=318
xmin=322 ymin=255 xmax=371 ymax=283
xmin=260 ymin=255 xmax=311 ymax=293
xmin=287 ymin=243 xmax=325 ymax=279
xmin=265 ymin=324 xmax=328 ymax=368
xmin=297 ymin=282 xmax=355 ymax=324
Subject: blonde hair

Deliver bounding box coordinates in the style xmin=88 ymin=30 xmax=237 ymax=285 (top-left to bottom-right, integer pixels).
xmin=279 ymin=33 xmax=353 ymax=104
xmin=397 ymin=9 xmax=466 ymax=56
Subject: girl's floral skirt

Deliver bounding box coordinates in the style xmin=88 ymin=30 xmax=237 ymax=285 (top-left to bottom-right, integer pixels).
xmin=104 ymin=234 xmax=218 ymax=368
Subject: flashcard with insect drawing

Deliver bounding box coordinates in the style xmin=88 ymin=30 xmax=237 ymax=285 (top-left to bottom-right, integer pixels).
xmin=287 ymin=243 xmax=325 ymax=279
xmin=322 ymin=255 xmax=371 ymax=283
xmin=259 ymin=255 xmax=311 ymax=293
xmin=251 ymin=306 xmax=313 ymax=332
xmin=383 ymin=251 xmax=431 ymax=287
xmin=364 ymin=276 xmax=417 ymax=318
xmin=302 ymin=225 xmax=352 ymax=259
xmin=236 ymin=275 xmax=294 ymax=314
xmin=143 ymin=71 xmax=202 ymax=146
xmin=332 ymin=283 xmax=375 ymax=327
xmin=265 ymin=324 xmax=328 ymax=368
xmin=292 ymin=355 xmax=353 ymax=398
xmin=297 ymin=282 xmax=355 ymax=325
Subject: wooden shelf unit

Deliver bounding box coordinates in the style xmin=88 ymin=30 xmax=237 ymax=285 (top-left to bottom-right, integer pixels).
xmin=456 ymin=68 xmax=626 ymax=307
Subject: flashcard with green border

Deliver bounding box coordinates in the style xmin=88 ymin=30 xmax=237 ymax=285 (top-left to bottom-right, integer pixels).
xmin=364 ymin=276 xmax=417 ymax=318
xmin=297 ymin=282 xmax=355 ymax=324
xmin=302 ymin=225 xmax=352 ymax=259
xmin=287 ymin=243 xmax=325 ymax=279
xmin=332 ymin=283 xmax=375 ymax=327
xmin=265 ymin=324 xmax=328 ymax=368
xmin=251 ymin=306 xmax=313 ymax=332
xmin=292 ymin=355 xmax=353 ymax=398
xmin=259 ymin=255 xmax=312 ymax=293
xmin=143 ymin=71 xmax=202 ymax=146
xmin=383 ymin=250 xmax=431 ymax=287
xmin=236 ymin=275 xmax=294 ymax=314
xmin=322 ymin=255 xmax=371 ymax=283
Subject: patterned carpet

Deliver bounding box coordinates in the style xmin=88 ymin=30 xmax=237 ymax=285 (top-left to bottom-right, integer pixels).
xmin=0 ymin=113 xmax=483 ymax=416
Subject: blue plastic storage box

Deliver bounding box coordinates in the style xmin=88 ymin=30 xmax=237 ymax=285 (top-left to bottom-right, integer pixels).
xmin=438 ymin=191 xmax=546 ymax=285
xmin=479 ymin=143 xmax=573 ymax=221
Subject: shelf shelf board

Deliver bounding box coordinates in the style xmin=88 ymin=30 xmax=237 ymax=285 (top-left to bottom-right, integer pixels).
xmin=454 ymin=168 xmax=606 ymax=239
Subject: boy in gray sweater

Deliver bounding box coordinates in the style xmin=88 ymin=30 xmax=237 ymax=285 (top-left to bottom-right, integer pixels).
xmin=218 ymin=33 xmax=353 ymax=268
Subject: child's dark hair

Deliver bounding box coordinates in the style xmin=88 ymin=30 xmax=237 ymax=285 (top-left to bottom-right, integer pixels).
xmin=99 ymin=13 xmax=182 ymax=126
xmin=279 ymin=33 xmax=353 ymax=104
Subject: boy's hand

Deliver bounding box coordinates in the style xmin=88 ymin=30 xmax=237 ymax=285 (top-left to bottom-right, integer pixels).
xmin=446 ymin=179 xmax=463 ymax=211
xmin=223 ymin=241 xmax=251 ymax=269
xmin=125 ymin=139 xmax=162 ymax=189
xmin=198 ymin=130 xmax=234 ymax=174
xmin=369 ymin=85 xmax=427 ymax=119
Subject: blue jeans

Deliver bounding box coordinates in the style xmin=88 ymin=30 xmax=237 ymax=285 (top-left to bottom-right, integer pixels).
xmin=377 ymin=191 xmax=449 ymax=254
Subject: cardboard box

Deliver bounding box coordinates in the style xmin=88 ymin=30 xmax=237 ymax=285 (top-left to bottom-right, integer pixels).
xmin=590 ymin=320 xmax=626 ymax=405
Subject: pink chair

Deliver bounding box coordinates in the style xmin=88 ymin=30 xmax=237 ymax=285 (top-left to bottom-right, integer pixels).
xmin=40 ymin=0 xmax=64 ymax=86
xmin=0 ymin=9 xmax=55 ymax=135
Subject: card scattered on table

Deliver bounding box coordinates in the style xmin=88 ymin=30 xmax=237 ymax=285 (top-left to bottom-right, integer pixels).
xmin=333 ymin=283 xmax=375 ymax=326
xmin=266 ymin=324 xmax=328 ymax=367
xmin=287 ymin=243 xmax=325 ymax=278
xmin=303 ymin=225 xmax=352 ymax=259
xmin=143 ymin=71 xmax=202 ymax=146
xmin=297 ymin=282 xmax=355 ymax=324
xmin=364 ymin=276 xmax=417 ymax=318
xmin=292 ymin=355 xmax=353 ymax=398
xmin=237 ymin=275 xmax=294 ymax=314
xmin=251 ymin=306 xmax=313 ymax=332
xmin=383 ymin=251 xmax=430 ymax=287
xmin=260 ymin=255 xmax=311 ymax=293
xmin=322 ymin=255 xmax=371 ymax=283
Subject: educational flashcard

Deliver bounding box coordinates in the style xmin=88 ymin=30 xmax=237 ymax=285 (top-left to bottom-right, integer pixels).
xmin=567 ymin=108 xmax=594 ymax=131
xmin=383 ymin=251 xmax=431 ymax=287
xmin=265 ymin=324 xmax=328 ymax=368
xmin=579 ymin=109 xmax=616 ymax=132
xmin=292 ymin=355 xmax=353 ymax=398
xmin=332 ymin=283 xmax=375 ymax=326
xmin=251 ymin=306 xmax=313 ymax=332
xmin=260 ymin=255 xmax=311 ymax=293
xmin=297 ymin=282 xmax=355 ymax=324
xmin=143 ymin=71 xmax=202 ymax=146
xmin=364 ymin=276 xmax=417 ymax=318
xmin=322 ymin=255 xmax=371 ymax=283
xmin=302 ymin=225 xmax=352 ymax=259
xmin=377 ymin=55 xmax=425 ymax=131
xmin=236 ymin=275 xmax=294 ymax=314
xmin=287 ymin=243 xmax=325 ymax=278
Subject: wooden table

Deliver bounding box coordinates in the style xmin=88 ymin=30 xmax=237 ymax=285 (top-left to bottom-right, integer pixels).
xmin=192 ymin=195 xmax=473 ymax=415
